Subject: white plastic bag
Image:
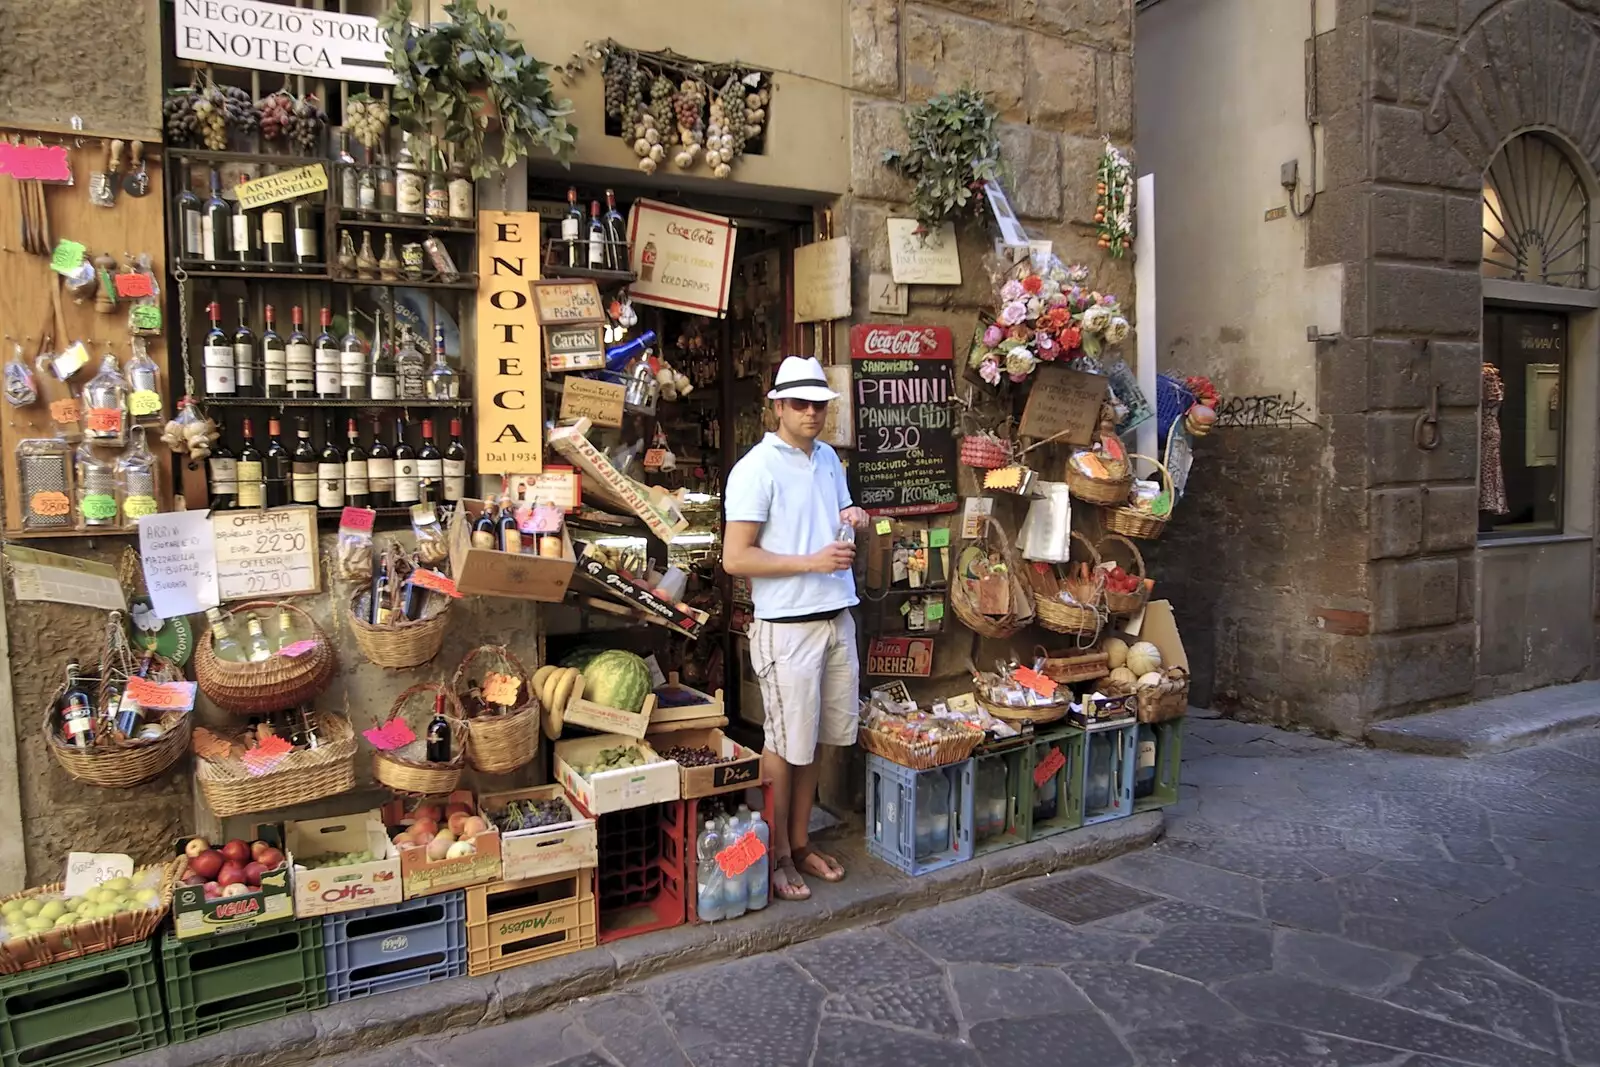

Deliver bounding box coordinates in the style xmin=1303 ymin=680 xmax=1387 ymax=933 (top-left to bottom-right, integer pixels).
xmin=1018 ymin=480 xmax=1073 ymax=562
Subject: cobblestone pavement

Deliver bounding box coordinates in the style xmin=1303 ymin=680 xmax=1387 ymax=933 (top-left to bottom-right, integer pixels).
xmin=321 ymin=714 xmax=1600 ymax=1066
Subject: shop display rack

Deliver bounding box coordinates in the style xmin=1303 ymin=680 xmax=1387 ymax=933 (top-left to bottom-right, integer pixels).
xmin=323 ymin=891 xmax=466 ymax=1003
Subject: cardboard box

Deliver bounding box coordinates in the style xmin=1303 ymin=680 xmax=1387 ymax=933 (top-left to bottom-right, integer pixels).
xmin=548 ymin=421 xmax=690 ymax=543
xmin=480 ymin=785 xmax=598 ymax=882
xmin=1068 ymin=692 xmax=1137 ymax=728
xmin=649 ymin=681 xmax=724 ymax=726
xmin=563 ymin=680 xmax=659 ymax=740
xmin=1135 ymin=600 xmax=1190 ymax=674
xmin=573 ymin=550 xmax=708 ymax=638
xmin=449 ymin=500 xmax=576 ymax=602
xmin=170 ymin=829 xmax=294 ymax=940
xmin=646 ymin=727 xmax=761 ymax=799
xmin=554 ymin=735 xmax=679 ymax=816
xmin=380 ymin=791 xmax=504 ymax=898
xmin=287 ymin=811 xmax=402 ymax=917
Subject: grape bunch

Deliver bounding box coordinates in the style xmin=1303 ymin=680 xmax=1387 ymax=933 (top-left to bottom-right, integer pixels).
xmin=718 ymin=77 xmax=748 ymax=159
xmin=288 ymin=93 xmax=326 ymax=154
xmin=623 ymin=66 xmax=646 ymax=129
xmin=345 ymin=94 xmax=389 ymax=151
xmin=222 ymin=85 xmax=258 ymax=136
xmin=671 ymin=79 xmax=706 ymax=170
xmin=162 ymin=91 xmax=198 ymax=144
xmin=647 ymin=76 xmax=675 ymax=140
xmin=657 ymin=744 xmax=729 ymax=767
xmin=258 ymin=90 xmax=293 ymax=142
xmin=191 ymin=83 xmax=230 ymax=150
xmin=602 ymin=50 xmax=627 ymax=122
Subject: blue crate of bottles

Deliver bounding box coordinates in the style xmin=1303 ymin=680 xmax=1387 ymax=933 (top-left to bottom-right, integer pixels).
xmin=1082 ymin=721 xmax=1137 ymax=826
xmin=1026 ymin=725 xmax=1086 ymax=842
xmin=971 ymin=741 xmax=1030 ymax=857
xmin=323 ymin=890 xmax=466 ymax=1003
xmin=865 ymin=754 xmax=974 ymax=877
xmin=1133 ymin=718 xmax=1184 ymax=812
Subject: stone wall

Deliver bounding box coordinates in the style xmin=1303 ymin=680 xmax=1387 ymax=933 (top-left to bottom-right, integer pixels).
xmin=0 ymin=0 xmax=162 ymax=138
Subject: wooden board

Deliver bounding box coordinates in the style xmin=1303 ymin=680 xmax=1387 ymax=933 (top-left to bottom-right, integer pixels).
xmin=0 ymin=126 xmax=174 ymax=536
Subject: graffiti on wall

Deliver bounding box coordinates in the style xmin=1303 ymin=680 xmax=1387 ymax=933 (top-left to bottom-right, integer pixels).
xmin=1213 ymin=392 xmax=1318 ymax=428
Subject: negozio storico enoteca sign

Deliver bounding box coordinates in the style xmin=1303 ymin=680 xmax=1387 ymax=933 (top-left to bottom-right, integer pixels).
xmin=175 ymin=0 xmax=396 ymax=84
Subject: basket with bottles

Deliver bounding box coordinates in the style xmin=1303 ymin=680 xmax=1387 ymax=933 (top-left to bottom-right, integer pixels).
xmin=452 ymin=645 xmax=541 ymax=775
xmin=349 ymin=540 xmax=454 ymax=669
xmin=192 ymin=706 xmax=358 ymax=817
xmin=194 ymin=600 xmax=336 ymax=714
xmin=370 ymin=682 xmax=470 ymax=796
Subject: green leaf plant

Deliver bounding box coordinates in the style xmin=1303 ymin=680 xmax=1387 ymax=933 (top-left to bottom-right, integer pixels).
xmin=881 ymin=87 xmax=1003 ymax=236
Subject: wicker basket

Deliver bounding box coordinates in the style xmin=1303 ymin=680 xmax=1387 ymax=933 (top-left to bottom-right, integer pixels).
xmin=976 ymin=692 xmax=1071 ymax=726
xmin=452 ymin=645 xmax=541 ymax=775
xmin=949 ymin=515 xmax=1036 ymax=639
xmin=1103 ymin=454 xmax=1174 ymax=540
xmin=372 ymin=683 xmax=470 ymax=796
xmin=1032 ymin=532 xmax=1105 ymax=638
xmin=959 ymin=432 xmax=1012 ymax=470
xmin=1098 ymin=533 xmax=1150 ymax=616
xmin=1035 ymin=645 xmax=1110 ymax=684
xmin=0 ymin=860 xmax=179 ymax=974
xmin=43 ymin=654 xmax=192 ymax=788
xmin=1134 ymin=667 xmax=1190 ymax=723
xmin=859 ymin=720 xmax=985 ymax=770
xmin=194 ymin=711 xmax=358 ymax=817
xmin=194 ymin=601 xmax=336 ymax=714
xmin=349 ymin=589 xmax=451 ymax=669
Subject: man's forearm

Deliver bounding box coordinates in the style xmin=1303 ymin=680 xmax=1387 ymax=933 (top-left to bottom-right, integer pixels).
xmin=724 ymin=544 xmax=815 ymax=578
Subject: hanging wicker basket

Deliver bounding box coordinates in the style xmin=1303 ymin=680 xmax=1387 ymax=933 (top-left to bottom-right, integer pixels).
xmin=348 ymin=588 xmax=451 ymax=669
xmin=1032 ymin=532 xmax=1105 ymax=639
xmin=1064 ymin=411 xmax=1134 ymax=505
xmin=194 ymin=711 xmax=359 ymax=817
xmin=1102 ymin=453 xmax=1174 ymax=540
xmin=452 ymin=645 xmax=541 ymax=775
xmin=43 ymin=655 xmax=192 ymax=788
xmin=959 ymin=431 xmax=1013 ymax=470
xmin=949 ymin=514 xmax=1036 ymax=639
xmin=194 ymin=601 xmax=336 ymax=714
xmin=371 ymin=683 xmax=470 ymax=796
xmin=1097 ymin=533 xmax=1150 ymax=616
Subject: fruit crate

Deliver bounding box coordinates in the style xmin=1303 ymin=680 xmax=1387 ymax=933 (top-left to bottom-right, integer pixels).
xmin=464 ymin=868 xmax=596 ymax=977
xmin=160 ymin=919 xmax=326 ymax=1043
xmin=323 ymin=891 xmax=465 ymax=1003
xmin=864 ymin=754 xmax=974 ymax=877
xmin=1082 ymin=721 xmax=1137 ymax=826
xmin=596 ymin=800 xmax=686 ymax=944
xmin=1133 ymin=718 xmax=1184 ymax=813
xmin=1026 ymin=725 xmax=1086 ymax=841
xmin=971 ymin=740 xmax=1031 ymax=858
xmin=685 ymin=783 xmax=775 ymax=924
xmin=0 ymin=938 xmax=164 ymax=1067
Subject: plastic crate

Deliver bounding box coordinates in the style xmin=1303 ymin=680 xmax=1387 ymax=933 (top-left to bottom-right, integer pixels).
xmin=1082 ymin=721 xmax=1137 ymax=826
xmin=971 ymin=741 xmax=1031 ymax=857
xmin=596 ymin=801 xmax=686 ymax=945
xmin=685 ymin=783 xmax=775 ymax=924
xmin=323 ymin=891 xmax=465 ymax=1002
xmin=864 ymin=754 xmax=974 ymax=877
xmin=0 ymin=938 xmax=164 ymax=1067
xmin=465 ymin=869 xmax=596 ymax=977
xmin=161 ymin=919 xmax=326 ymax=1044
xmin=1026 ymin=726 xmax=1086 ymax=841
xmin=1134 ymin=718 xmax=1184 ymax=812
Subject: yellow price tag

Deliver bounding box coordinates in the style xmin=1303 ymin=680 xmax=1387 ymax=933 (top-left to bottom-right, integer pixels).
xmin=129 ymin=390 xmax=162 ymax=417
xmin=122 ymin=496 xmax=159 ymax=519
xmin=875 ymin=519 xmax=892 ymax=535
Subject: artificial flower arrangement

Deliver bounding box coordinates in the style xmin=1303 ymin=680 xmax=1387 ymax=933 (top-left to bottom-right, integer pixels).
xmin=969 ymin=256 xmax=1131 ymax=385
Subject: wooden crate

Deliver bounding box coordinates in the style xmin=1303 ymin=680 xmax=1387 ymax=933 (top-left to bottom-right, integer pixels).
xmin=464 ymin=868 xmax=596 ymax=977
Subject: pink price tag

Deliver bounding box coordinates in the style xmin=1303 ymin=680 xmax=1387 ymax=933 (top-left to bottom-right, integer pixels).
xmin=410 ymin=568 xmax=461 ymax=598
xmin=0 ymin=142 xmax=72 ymax=182
xmin=339 ymin=507 xmax=376 ymax=532
xmin=364 ymin=719 xmax=417 ymax=751
xmin=277 ymin=639 xmax=318 ymax=659
xmin=1033 ymin=746 xmax=1066 ymax=789
xmin=241 ymin=735 xmax=293 ymax=776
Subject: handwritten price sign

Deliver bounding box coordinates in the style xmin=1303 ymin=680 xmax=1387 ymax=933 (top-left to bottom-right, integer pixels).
xmin=714 ymin=831 xmax=767 ymax=879
xmin=1033 ymin=745 xmax=1066 ymax=789
xmin=126 ymin=677 xmax=197 ymax=711
xmin=241 ymin=735 xmax=294 ymax=776
xmin=1013 ymin=667 xmax=1057 ymax=699
xmin=364 ymin=719 xmax=416 ymax=752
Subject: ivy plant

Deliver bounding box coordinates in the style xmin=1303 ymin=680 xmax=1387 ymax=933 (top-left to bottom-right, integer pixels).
xmin=380 ymin=0 xmax=577 ymax=179
xmin=881 ymin=88 xmax=1002 ymax=235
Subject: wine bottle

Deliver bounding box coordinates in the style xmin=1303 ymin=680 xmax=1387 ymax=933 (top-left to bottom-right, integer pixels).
xmin=358 ymin=147 xmax=378 ymax=216
xmin=286 ymin=306 xmax=314 ymax=399
xmin=178 ymin=182 xmax=203 ymax=261
xmin=447 ymin=148 xmax=473 ymax=221
xmin=290 ymin=415 xmax=317 ymax=505
xmin=203 ymin=168 xmax=230 ymax=262
xmin=443 ymin=418 xmax=467 ymax=503
xmin=60 ymin=662 xmax=95 ymax=749
xmin=209 ymin=416 xmax=238 ymax=511
xmin=232 ymin=298 xmax=256 ymax=396
xmin=232 ymin=174 xmax=256 ymax=264
xmin=337 ymin=130 xmax=359 ymax=212
xmin=369 ymin=332 xmax=397 ymax=401
xmin=393 ymin=415 xmax=420 ymax=505
xmin=318 ymin=414 xmax=345 ymax=509
xmin=587 ymin=199 xmax=606 ymax=268
xmin=396 ymin=132 xmax=424 ymax=217
xmin=376 ymin=148 xmax=397 ymax=222
xmin=496 ymin=493 xmax=521 ymax=553
xmin=367 ymin=416 xmax=394 ymax=508
xmin=314 ymin=307 xmax=340 ymax=399
xmin=344 ymin=418 xmax=369 ymax=508
xmin=417 ymin=417 xmax=443 ymax=503
xmin=563 ymin=186 xmax=583 ymax=267
xmin=265 ymin=416 xmax=290 ymax=508
xmin=203 ymin=301 xmax=237 ymax=396
xmin=261 ymin=195 xmax=288 ymax=269
xmin=395 ymin=327 xmax=426 ymax=400
xmin=262 ymin=305 xmax=287 ymax=398
xmin=370 ymin=562 xmax=392 ymax=625
xmin=425 ymin=145 xmax=448 ymax=221
xmin=425 ymin=693 xmax=451 ymax=762
xmin=604 ymin=329 xmax=658 ymax=372
xmin=293 ymin=193 xmax=319 ymax=265
xmin=340 ymin=308 xmax=368 ymax=400
xmin=602 ymin=188 xmax=627 ymax=269
xmin=237 ymin=417 xmax=265 ymax=509
xmin=472 ymin=499 xmax=498 ymax=548
xmin=427 ymin=322 xmax=459 ymax=400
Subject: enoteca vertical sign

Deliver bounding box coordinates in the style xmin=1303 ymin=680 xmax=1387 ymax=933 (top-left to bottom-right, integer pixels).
xmin=174 ymin=0 xmax=396 ymax=83
xmin=477 ymin=212 xmax=543 ymax=474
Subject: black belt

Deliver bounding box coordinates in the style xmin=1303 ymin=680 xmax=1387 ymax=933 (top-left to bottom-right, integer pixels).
xmin=764 ymin=608 xmax=844 ymax=624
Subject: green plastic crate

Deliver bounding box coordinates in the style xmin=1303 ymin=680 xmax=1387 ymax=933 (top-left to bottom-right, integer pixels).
xmin=1134 ymin=718 xmax=1184 ymax=812
xmin=1025 ymin=726 xmax=1085 ymax=841
xmin=161 ymin=918 xmax=327 ymax=1043
xmin=0 ymin=938 xmax=164 ymax=1067
xmin=971 ymin=740 xmax=1031 ymax=857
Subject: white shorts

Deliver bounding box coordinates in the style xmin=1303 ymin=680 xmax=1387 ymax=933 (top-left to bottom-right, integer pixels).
xmin=749 ymin=611 xmax=860 ymax=766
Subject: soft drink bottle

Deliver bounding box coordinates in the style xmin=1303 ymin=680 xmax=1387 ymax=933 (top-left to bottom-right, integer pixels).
xmin=745 ymin=806 xmax=770 ymax=911
xmin=696 ymin=815 xmax=724 ymax=922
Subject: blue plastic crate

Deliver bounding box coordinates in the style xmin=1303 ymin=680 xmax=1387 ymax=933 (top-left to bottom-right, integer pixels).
xmin=1134 ymin=718 xmax=1184 ymax=812
xmin=865 ymin=755 xmax=974 ymax=876
xmin=1082 ymin=721 xmax=1137 ymax=826
xmin=323 ymin=891 xmax=466 ymax=1003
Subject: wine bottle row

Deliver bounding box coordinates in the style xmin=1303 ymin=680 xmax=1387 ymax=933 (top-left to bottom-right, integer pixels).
xmin=178 ymin=166 xmax=323 ymax=269
xmin=208 ymin=412 xmax=468 ymax=512
xmin=559 ymin=186 xmax=629 ymax=271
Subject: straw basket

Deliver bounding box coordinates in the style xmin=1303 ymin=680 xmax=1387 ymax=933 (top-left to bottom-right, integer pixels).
xmin=372 ymin=683 xmax=470 ymax=796
xmin=194 ymin=601 xmax=336 ymax=714
xmin=1133 ymin=667 xmax=1190 ymax=724
xmin=1033 ymin=532 xmax=1105 ymax=638
xmin=1098 ymin=533 xmax=1150 ymax=616
xmin=0 ymin=860 xmax=179 ymax=974
xmin=194 ymin=711 xmax=358 ymax=817
xmin=976 ymin=692 xmax=1071 ymax=726
xmin=1102 ymin=454 xmax=1174 ymax=540
xmin=859 ymin=720 xmax=985 ymax=770
xmin=950 ymin=515 xmax=1036 ymax=640
xmin=452 ymin=645 xmax=541 ymax=775
xmin=1064 ymin=419 xmax=1134 ymax=506
xmin=43 ymin=655 xmax=191 ymax=788
xmin=1035 ymin=644 xmax=1110 ymax=684
xmin=349 ymin=588 xmax=451 ymax=669
xmin=959 ymin=432 xmax=1012 ymax=470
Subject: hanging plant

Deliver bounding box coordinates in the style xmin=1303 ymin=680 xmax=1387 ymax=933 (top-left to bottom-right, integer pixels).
xmin=881 ymin=88 xmax=1002 ymax=235
xmin=1095 ymin=139 xmax=1135 ymax=257
xmin=380 ymin=0 xmax=577 ymax=179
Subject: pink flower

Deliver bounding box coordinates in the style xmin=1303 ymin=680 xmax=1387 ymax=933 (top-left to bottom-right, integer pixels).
xmin=983 ymin=325 xmax=1004 ymax=346
xmin=1000 ymin=280 xmax=1025 ymax=303
xmin=978 ymin=358 xmax=1002 ymax=385
xmin=998 ymin=300 xmax=1028 ymax=326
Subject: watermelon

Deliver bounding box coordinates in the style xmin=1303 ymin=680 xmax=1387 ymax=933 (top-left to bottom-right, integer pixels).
xmin=560 ymin=647 xmax=605 ymax=671
xmin=581 ymin=650 xmax=653 ymax=714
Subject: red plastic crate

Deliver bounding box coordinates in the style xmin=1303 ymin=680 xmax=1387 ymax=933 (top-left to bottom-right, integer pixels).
xmin=594 ymin=800 xmax=685 ymax=945
xmin=685 ymin=784 xmax=774 ymax=924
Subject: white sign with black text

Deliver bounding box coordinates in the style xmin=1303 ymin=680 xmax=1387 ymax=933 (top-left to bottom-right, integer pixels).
xmin=174 ymin=0 xmax=396 ymax=84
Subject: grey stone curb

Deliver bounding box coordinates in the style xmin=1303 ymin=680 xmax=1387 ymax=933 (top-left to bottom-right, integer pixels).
xmin=121 ymin=811 xmax=1162 ymax=1067
xmin=1366 ymin=680 xmax=1600 ymax=757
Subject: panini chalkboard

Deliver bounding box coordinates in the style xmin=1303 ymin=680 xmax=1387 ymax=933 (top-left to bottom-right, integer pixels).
xmin=850 ymin=324 xmax=959 ymax=517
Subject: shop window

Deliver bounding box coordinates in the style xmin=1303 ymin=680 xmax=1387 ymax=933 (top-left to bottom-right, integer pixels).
xmin=1482 ymin=133 xmax=1592 ymax=289
xmin=1480 ymin=310 xmax=1567 ymax=536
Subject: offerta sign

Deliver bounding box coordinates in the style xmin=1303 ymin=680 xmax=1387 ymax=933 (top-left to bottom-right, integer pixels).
xmin=477 ymin=212 xmax=544 ymax=473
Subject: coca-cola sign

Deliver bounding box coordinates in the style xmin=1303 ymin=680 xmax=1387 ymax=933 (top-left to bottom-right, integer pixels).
xmin=850 ymin=324 xmax=953 ymax=361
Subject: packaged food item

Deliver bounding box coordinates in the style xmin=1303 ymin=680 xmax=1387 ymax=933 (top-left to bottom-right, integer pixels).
xmin=410 ymin=502 xmax=449 ymax=564
xmin=336 ymin=507 xmax=377 ymax=582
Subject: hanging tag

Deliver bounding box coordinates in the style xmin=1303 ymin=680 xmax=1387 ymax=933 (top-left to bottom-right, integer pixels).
xmin=49 ymin=240 xmax=86 ymax=276
xmin=114 ymin=273 xmax=153 ymax=298
xmin=130 ymin=305 xmax=161 ymax=331
xmin=53 ymin=341 xmax=90 ymax=380
xmin=129 ymin=390 xmax=162 ymax=417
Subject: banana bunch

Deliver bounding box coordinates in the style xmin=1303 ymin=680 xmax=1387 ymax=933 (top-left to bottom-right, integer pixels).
xmin=533 ymin=665 xmax=583 ymax=740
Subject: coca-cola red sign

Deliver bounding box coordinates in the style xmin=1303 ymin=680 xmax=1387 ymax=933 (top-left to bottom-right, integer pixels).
xmin=850 ymin=324 xmax=958 ymax=517
xmin=850 ymin=324 xmax=953 ymax=360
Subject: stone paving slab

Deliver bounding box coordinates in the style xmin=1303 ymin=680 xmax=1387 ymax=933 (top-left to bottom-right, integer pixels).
xmin=1367 ymin=680 xmax=1600 ymax=756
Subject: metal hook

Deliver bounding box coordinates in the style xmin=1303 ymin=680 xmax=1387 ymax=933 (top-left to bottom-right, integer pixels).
xmin=1414 ymin=382 xmax=1441 ymax=451
xmin=68 ymin=115 xmax=84 ymax=148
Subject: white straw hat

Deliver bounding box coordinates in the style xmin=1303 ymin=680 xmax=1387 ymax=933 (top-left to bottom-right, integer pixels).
xmin=767 ymin=355 xmax=839 ymax=402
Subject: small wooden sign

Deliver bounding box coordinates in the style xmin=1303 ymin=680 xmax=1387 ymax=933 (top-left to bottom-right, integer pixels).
xmin=531 ymin=280 xmax=606 ymax=326
xmin=560 ymin=377 xmax=626 ymax=428
xmin=235 ymin=163 xmax=329 ymax=211
xmin=793 ymin=237 xmax=852 ymax=323
xmin=513 ymin=466 xmax=582 ymax=510
xmin=867 ymin=272 xmax=908 ymax=316
xmin=865 ymin=636 xmax=936 ymax=677
xmin=887 ymin=220 xmax=962 ymax=285
xmin=1018 ymin=363 xmax=1110 ymax=444
xmin=545 ymin=324 xmax=606 ymax=373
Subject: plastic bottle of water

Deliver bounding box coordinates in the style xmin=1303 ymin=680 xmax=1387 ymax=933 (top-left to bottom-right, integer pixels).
xmin=696 ymin=814 xmax=725 ymax=921
xmin=719 ymin=812 xmax=747 ymax=918
xmin=975 ymin=762 xmax=996 ymax=840
xmin=745 ymin=806 xmax=769 ymax=911
xmin=991 ymin=761 xmax=1010 ymax=838
xmin=928 ymin=769 xmax=951 ymax=855
xmin=1035 ymin=755 xmax=1059 ymax=822
xmin=1088 ymin=733 xmax=1114 ymax=815
xmin=914 ymin=774 xmax=934 ymax=858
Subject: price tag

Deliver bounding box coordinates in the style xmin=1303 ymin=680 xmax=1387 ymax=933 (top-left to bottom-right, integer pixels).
xmin=899 ymin=601 xmax=911 ymax=616
xmin=642 ymin=448 xmax=668 ymax=471
xmin=363 ymin=718 xmax=417 ymax=751
xmin=49 ymin=240 xmax=86 ymax=276
xmin=1033 ymin=745 xmax=1067 ymax=789
xmin=48 ymin=398 xmax=80 ymax=425
xmin=63 ymin=853 xmax=133 ymax=898
xmin=276 ymin=639 xmax=318 ymax=659
xmin=411 ymin=567 xmax=461 ymax=598
xmin=29 ymin=491 xmax=70 ymax=517
xmin=191 ymin=727 xmax=235 ymax=762
xmin=876 ymin=519 xmax=892 ymax=535
xmin=80 ymin=494 xmax=118 ymax=521
xmin=130 ymin=305 xmax=161 ymax=331
xmin=926 ymin=600 xmax=945 ymax=622
xmin=128 ymin=390 xmax=161 ymax=417
xmin=86 ymin=407 xmax=122 ymax=433
xmin=0 ymin=142 xmax=71 ymax=182
xmin=241 ymin=735 xmax=294 ymax=776
xmin=54 ymin=342 xmax=90 ymax=380
xmin=126 ymin=676 xmax=196 ymax=711
xmin=714 ymin=830 xmax=767 ymax=879
xmin=929 ymin=528 xmax=950 ymax=548
xmin=481 ymin=671 xmax=521 ymax=706
xmin=114 ymin=273 xmax=154 ymax=298
xmin=1013 ymin=667 xmax=1057 ymax=699
xmin=122 ymin=495 xmax=159 ymax=519
xmin=338 ymin=507 xmax=376 ymax=532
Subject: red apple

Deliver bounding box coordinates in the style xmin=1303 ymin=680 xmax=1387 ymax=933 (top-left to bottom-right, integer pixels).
xmin=221 ymin=883 xmax=251 ymax=897
xmin=203 ymin=882 xmax=221 ymax=900
xmin=256 ymin=847 xmax=285 ymax=870
xmin=410 ymin=818 xmax=438 ymax=838
xmin=180 ymin=873 xmax=205 ymax=887
xmin=448 ymin=812 xmax=469 ymax=836
xmin=251 ymin=841 xmax=271 ymax=861
xmin=243 ymin=861 xmax=267 ymax=886
xmin=190 ymin=850 xmax=224 ymax=879
xmin=221 ymin=839 xmax=251 ymax=865
xmin=184 ymin=838 xmax=210 ymax=860
xmin=216 ymin=862 xmax=248 ymax=888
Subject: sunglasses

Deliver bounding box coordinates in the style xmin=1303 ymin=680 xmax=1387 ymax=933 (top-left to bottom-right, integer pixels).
xmin=782 ymin=399 xmax=831 ymax=412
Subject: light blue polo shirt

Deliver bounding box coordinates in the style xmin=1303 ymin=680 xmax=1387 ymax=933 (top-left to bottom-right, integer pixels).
xmin=725 ymin=433 xmax=859 ymax=621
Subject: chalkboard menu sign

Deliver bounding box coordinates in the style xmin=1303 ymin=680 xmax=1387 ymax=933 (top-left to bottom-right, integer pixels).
xmin=850 ymin=325 xmax=959 ymax=517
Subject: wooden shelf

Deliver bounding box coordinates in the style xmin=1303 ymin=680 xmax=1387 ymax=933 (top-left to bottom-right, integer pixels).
xmin=331 ymin=212 xmax=476 ymax=235
xmin=199 ymin=397 xmax=473 ymax=408
xmin=540 ymin=263 xmax=636 ymax=286
xmin=167 ymin=148 xmax=327 ymax=167
xmin=0 ymin=528 xmax=140 ymax=540
xmin=331 ymin=274 xmax=478 ymax=291
xmin=175 ymin=261 xmax=329 ymax=280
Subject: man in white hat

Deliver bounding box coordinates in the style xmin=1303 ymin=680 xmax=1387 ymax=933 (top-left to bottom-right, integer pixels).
xmin=724 ymin=355 xmax=868 ymax=901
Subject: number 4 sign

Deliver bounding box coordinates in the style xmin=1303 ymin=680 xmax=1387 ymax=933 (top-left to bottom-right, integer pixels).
xmin=867 ymin=273 xmax=908 ymax=316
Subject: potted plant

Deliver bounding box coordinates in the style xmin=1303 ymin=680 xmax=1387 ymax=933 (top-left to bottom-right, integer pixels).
xmin=380 ymin=0 xmax=577 ymax=179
